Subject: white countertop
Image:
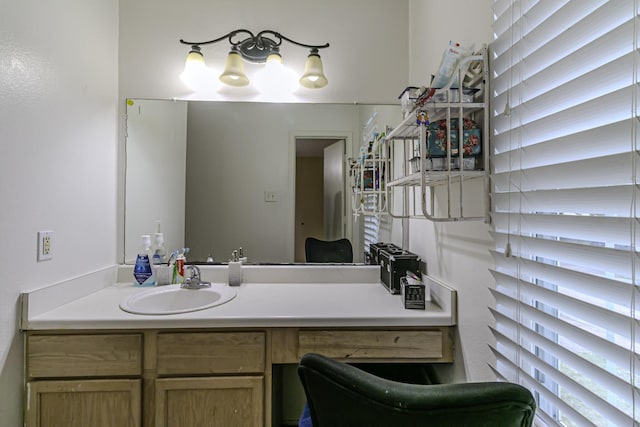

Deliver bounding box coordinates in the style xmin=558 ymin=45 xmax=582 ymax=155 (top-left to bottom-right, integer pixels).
xmin=21 ymin=265 xmax=457 ymax=330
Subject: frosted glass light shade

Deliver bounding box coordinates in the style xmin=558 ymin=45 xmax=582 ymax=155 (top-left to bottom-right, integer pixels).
xmin=254 ymin=52 xmax=297 ymax=97
xmin=180 ymin=49 xmax=206 ymax=86
xmin=299 ymin=53 xmax=328 ymax=89
xmin=266 ymin=51 xmax=283 ymax=65
xmin=184 ymin=50 xmax=205 ymax=71
xmin=219 ymin=51 xmax=249 ymax=86
xmin=180 ymin=46 xmax=209 ymax=90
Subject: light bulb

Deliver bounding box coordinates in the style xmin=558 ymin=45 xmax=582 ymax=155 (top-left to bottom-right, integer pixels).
xmin=253 ymin=52 xmax=297 ymax=97
xmin=299 ymin=49 xmax=328 ymax=89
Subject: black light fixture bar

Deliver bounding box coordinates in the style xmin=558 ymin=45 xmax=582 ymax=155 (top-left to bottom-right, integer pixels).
xmin=180 ymin=29 xmax=329 ymax=64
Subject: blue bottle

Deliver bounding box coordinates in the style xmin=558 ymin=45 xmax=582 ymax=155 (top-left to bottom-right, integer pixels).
xmin=133 ymin=234 xmax=156 ymax=286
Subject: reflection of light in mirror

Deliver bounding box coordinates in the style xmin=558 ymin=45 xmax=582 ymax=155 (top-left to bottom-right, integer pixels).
xmin=253 ymin=56 xmax=298 ymax=99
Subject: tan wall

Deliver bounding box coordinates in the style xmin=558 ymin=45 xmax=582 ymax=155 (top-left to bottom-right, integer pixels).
xmin=295 ymin=157 xmax=324 ymax=262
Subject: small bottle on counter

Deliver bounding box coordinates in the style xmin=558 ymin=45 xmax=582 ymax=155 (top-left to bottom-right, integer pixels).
xmin=228 ymin=250 xmax=242 ymax=286
xmin=152 ymin=232 xmax=167 ymax=265
xmin=238 ymin=247 xmax=247 ymax=263
xmin=134 ymin=235 xmax=156 ymax=286
xmin=173 ymin=252 xmax=185 ymax=284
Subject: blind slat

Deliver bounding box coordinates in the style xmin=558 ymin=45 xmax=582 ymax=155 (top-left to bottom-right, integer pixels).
xmin=490 ymin=252 xmax=634 ymax=307
xmin=493 ymin=153 xmax=631 ymax=191
xmin=491 ymin=213 xmax=640 ymax=249
xmin=492 ymin=120 xmax=632 ymax=166
xmin=491 ymin=232 xmax=636 ymax=279
xmin=492 ymin=185 xmax=636 ymax=216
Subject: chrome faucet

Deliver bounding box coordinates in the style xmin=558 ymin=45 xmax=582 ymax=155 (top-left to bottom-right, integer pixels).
xmin=181 ymin=265 xmax=211 ymax=289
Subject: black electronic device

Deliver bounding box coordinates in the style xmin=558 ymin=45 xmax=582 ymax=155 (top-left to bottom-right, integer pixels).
xmin=369 ymin=242 xmax=400 ymax=266
xmin=379 ymin=248 xmax=420 ymax=294
xmin=401 ymin=275 xmax=426 ymax=309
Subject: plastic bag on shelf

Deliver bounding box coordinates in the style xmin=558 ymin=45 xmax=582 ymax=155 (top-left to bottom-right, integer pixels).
xmin=430 ymin=41 xmax=472 ymax=89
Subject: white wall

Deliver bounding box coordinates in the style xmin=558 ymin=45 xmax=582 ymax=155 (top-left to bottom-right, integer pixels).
xmin=0 ymin=1 xmax=119 ymax=424
xmin=408 ymin=0 xmax=495 ymax=382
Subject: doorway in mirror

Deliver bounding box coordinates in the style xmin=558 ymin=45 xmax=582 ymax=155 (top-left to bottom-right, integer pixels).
xmin=294 ymin=137 xmax=346 ymax=262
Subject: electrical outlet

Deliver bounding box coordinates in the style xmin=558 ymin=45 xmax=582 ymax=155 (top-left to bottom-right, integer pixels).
xmin=37 ymin=231 xmax=53 ymax=261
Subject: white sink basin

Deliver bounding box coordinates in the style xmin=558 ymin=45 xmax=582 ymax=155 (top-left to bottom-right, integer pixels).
xmin=119 ymin=284 xmax=237 ymax=315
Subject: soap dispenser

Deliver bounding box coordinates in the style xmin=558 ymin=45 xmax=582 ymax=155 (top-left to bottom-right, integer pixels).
xmin=238 ymin=247 xmax=247 ymax=263
xmin=133 ymin=235 xmax=156 ymax=286
xmin=228 ymin=250 xmax=242 ymax=287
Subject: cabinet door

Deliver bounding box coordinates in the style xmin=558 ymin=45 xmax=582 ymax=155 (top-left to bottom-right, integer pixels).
xmin=25 ymin=379 xmax=141 ymax=427
xmin=155 ymin=376 xmax=263 ymax=427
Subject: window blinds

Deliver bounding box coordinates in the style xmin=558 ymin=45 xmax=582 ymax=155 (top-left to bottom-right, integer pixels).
xmin=363 ymin=194 xmax=381 ymax=253
xmin=491 ymin=1 xmax=639 ymax=425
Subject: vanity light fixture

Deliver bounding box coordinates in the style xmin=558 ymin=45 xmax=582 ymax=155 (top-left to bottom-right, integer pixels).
xmin=180 ymin=29 xmax=330 ymax=88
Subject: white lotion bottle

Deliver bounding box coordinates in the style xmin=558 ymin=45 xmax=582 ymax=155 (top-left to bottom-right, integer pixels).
xmin=228 ymin=250 xmax=242 ymax=286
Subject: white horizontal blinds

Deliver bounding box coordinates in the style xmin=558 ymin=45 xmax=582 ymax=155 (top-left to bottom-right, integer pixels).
xmin=491 ymin=0 xmax=640 ymax=426
xmin=361 ymin=113 xmax=382 ymax=253
xmin=362 ymin=195 xmax=380 ymax=252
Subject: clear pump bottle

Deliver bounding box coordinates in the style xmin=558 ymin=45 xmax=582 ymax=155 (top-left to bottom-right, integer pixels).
xmin=152 ymin=232 xmax=167 ymax=265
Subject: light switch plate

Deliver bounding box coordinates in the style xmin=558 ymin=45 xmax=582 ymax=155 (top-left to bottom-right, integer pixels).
xmin=264 ymin=191 xmax=277 ymax=202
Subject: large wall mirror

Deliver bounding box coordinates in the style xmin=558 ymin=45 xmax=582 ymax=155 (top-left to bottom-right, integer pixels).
xmin=124 ymin=99 xmax=401 ymax=264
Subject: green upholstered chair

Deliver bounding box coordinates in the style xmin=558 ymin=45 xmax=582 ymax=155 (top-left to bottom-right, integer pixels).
xmin=298 ymin=353 xmax=536 ymax=427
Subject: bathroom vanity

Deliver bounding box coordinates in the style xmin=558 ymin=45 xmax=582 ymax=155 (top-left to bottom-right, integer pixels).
xmin=21 ymin=265 xmax=456 ymax=427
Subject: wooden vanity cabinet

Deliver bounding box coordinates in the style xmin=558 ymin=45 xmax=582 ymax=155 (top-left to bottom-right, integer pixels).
xmin=152 ymin=331 xmax=266 ymax=427
xmin=24 ymin=327 xmax=452 ymax=427
xmin=24 ymin=330 xmax=266 ymax=427
xmin=25 ymin=333 xmax=143 ymax=427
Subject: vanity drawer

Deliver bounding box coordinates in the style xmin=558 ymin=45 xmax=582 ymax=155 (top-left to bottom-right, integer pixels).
xmin=297 ymin=329 xmax=447 ymax=360
xmin=156 ymin=331 xmax=266 ymax=375
xmin=27 ymin=333 xmax=143 ymax=378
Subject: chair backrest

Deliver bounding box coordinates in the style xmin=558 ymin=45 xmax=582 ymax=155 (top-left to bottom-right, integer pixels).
xmin=298 ymin=353 xmax=536 ymax=427
xmin=304 ymin=237 xmax=353 ymax=263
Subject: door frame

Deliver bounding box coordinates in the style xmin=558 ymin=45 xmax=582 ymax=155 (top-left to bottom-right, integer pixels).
xmin=288 ymin=131 xmax=354 ymax=262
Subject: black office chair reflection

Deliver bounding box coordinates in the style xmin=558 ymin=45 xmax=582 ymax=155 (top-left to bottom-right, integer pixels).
xmin=304 ymin=237 xmax=353 ymax=263
xmin=298 ymin=353 xmax=536 ymax=427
